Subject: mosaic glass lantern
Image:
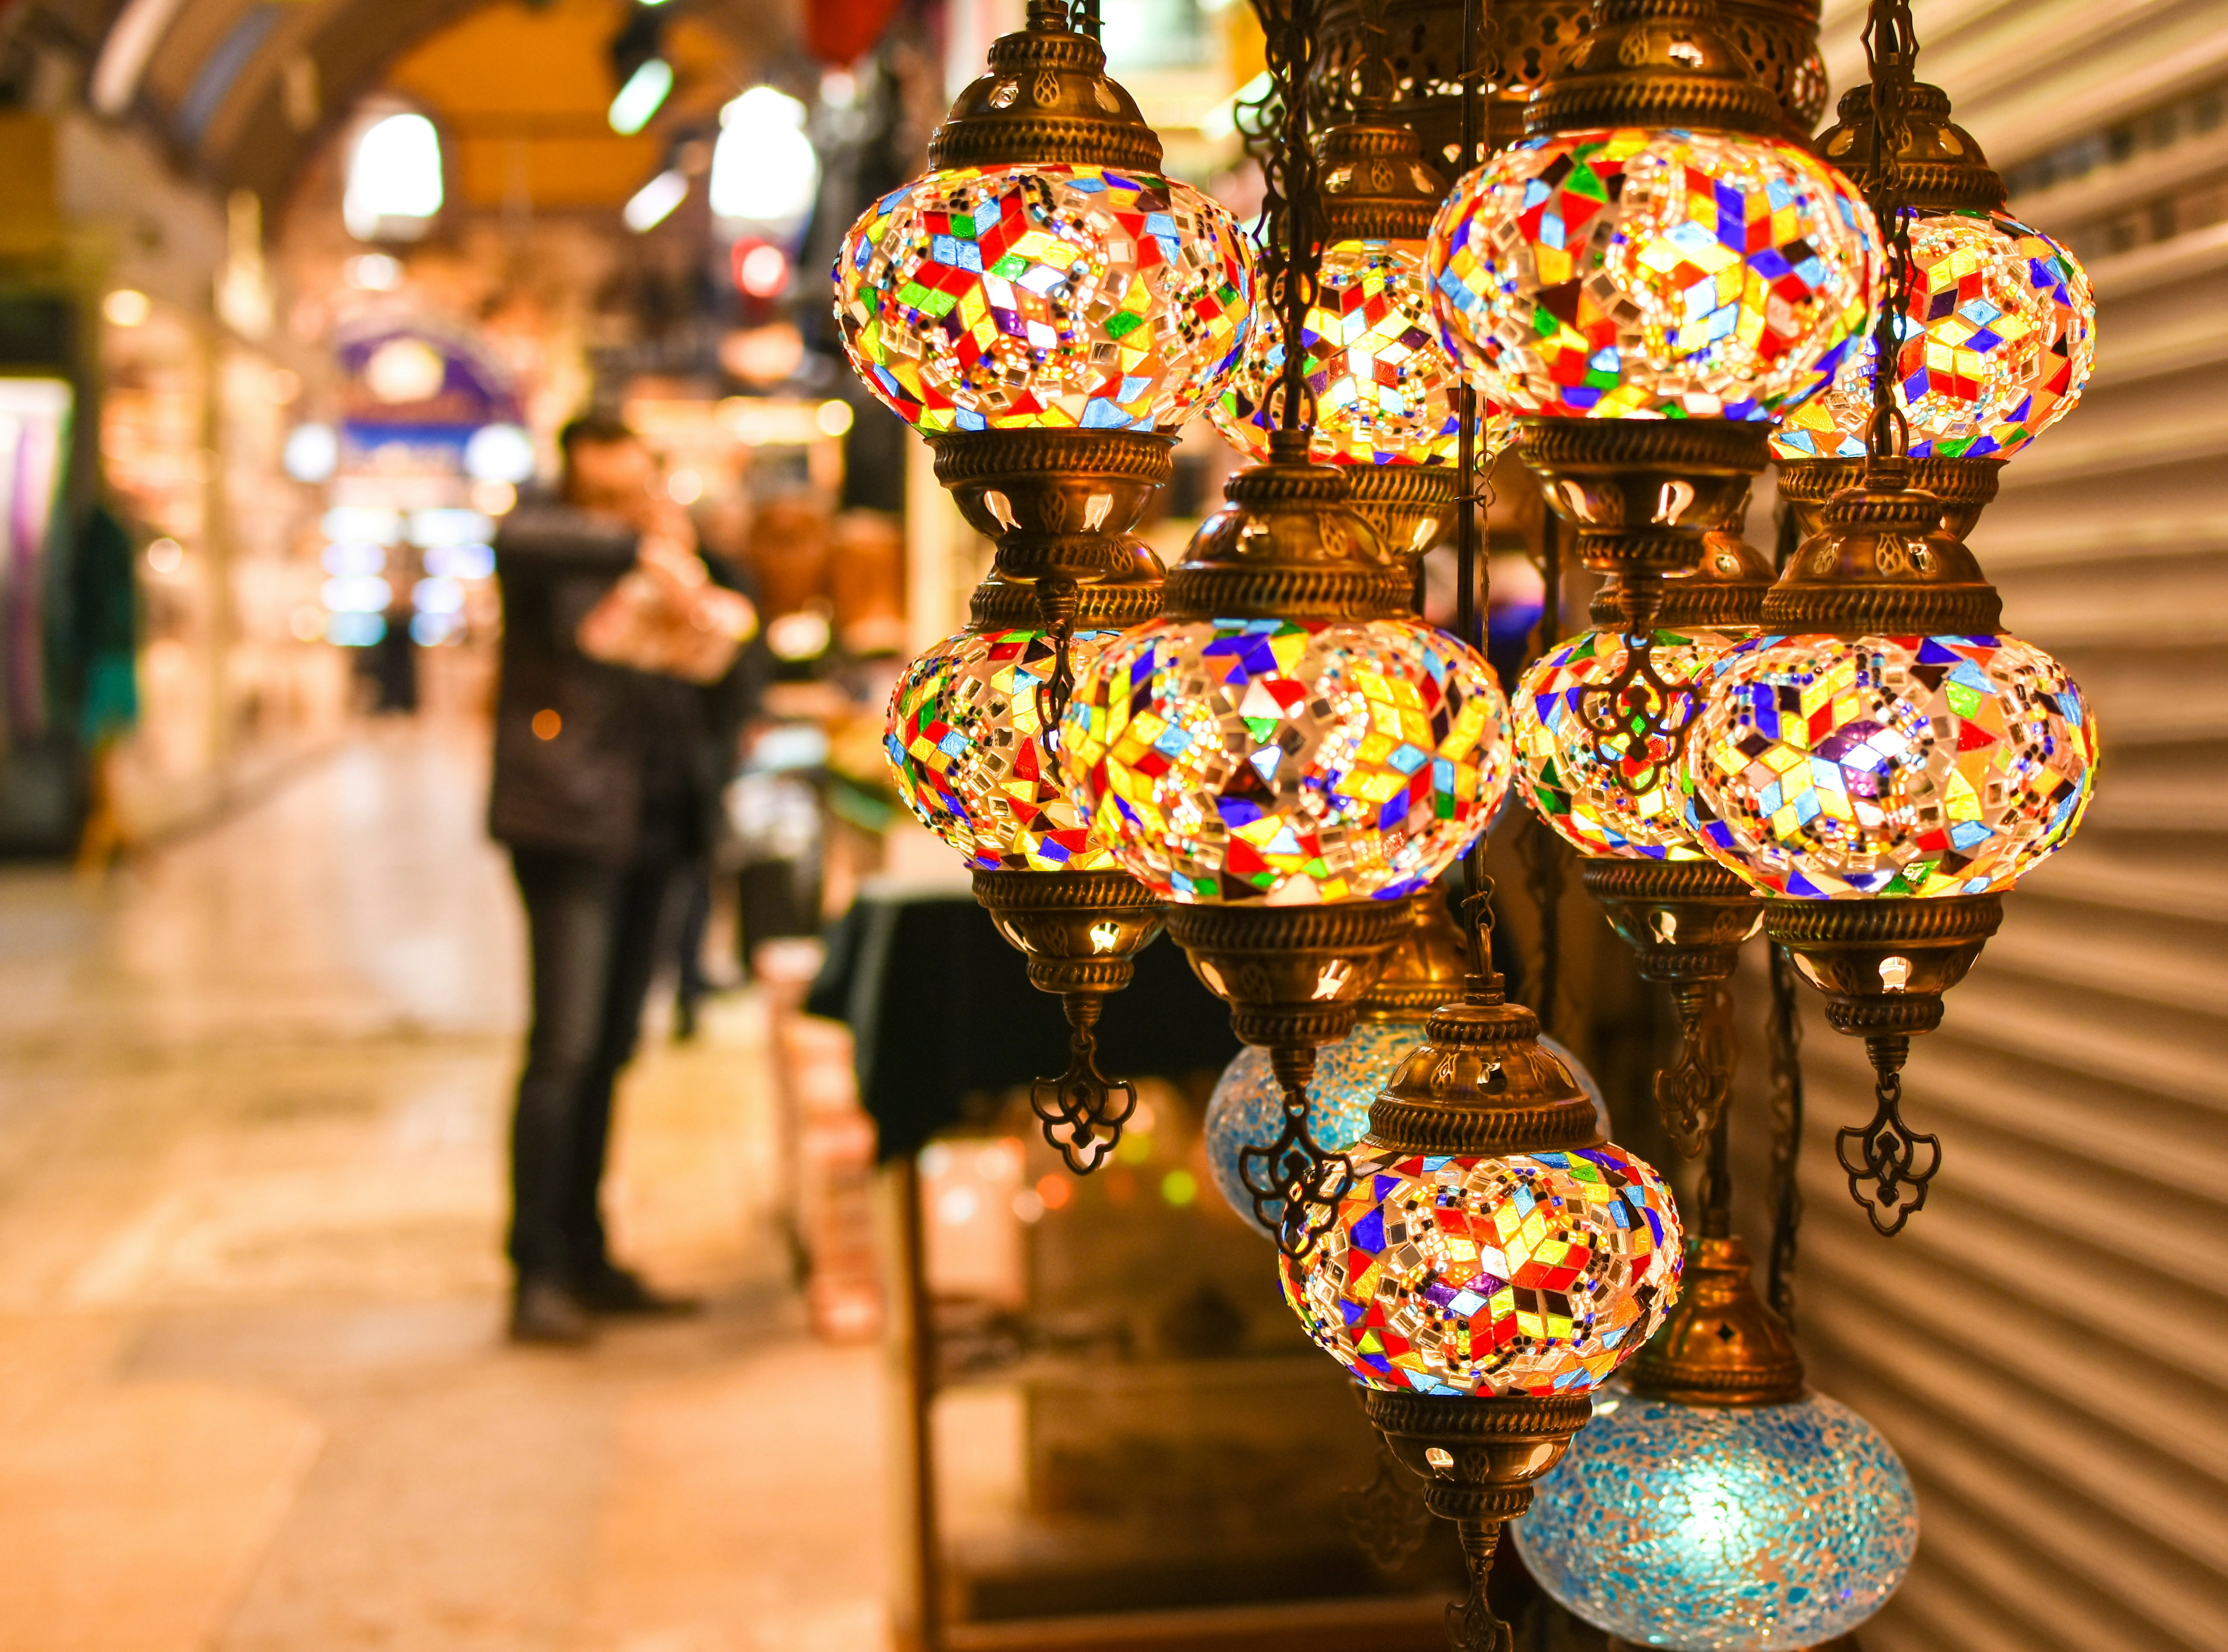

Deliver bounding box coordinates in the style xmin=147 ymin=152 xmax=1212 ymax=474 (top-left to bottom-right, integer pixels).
xmin=887 ymin=620 xmax=1128 ymax=873
xmin=1209 ymin=113 xmax=1507 ymax=575
xmin=835 ymin=162 xmax=1253 ymax=435
xmin=1513 ymin=1234 xmax=1917 ymax=1649
xmin=1283 ymin=1138 xmax=1680 ymax=1396
xmin=1776 ymin=82 xmax=2091 ymax=541
xmin=1685 ymin=629 xmax=2095 ymax=900
xmin=1060 ymin=612 xmax=1513 ymax=904
xmin=1210 ymin=238 xmax=1476 ymax=469
xmin=1430 ymin=125 xmax=1877 ymax=423
xmin=1771 ymin=207 xmax=2093 ymax=463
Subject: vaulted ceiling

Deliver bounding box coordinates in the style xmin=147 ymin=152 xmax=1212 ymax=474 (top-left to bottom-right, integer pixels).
xmin=59 ymin=0 xmax=797 ymax=218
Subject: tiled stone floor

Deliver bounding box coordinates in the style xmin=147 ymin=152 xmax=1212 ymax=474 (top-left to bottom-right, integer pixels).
xmin=0 ymin=721 xmax=889 ymax=1652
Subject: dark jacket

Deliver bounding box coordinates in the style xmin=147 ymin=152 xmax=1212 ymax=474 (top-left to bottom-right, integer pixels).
xmin=488 ymin=502 xmax=755 ymax=864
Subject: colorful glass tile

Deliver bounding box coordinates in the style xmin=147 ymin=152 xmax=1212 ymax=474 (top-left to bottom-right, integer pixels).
xmin=1429 ymin=128 xmax=1879 ymax=420
xmin=1773 ymin=209 xmax=2095 ymax=461
xmin=1281 ymin=1143 xmax=1682 ymax=1397
xmin=1209 ymin=239 xmax=1511 ymax=468
xmin=1683 ymin=632 xmax=2097 ymax=898
xmin=885 ymin=625 xmax=1123 ymax=873
xmin=1207 ymin=1027 xmax=1608 ymax=1239
xmin=833 ymin=163 xmax=1255 ymax=433
xmin=1513 ymin=624 xmax=1753 ymax=860
xmin=1059 ymin=618 xmax=1513 ymax=904
xmin=1513 ymin=1385 xmax=1918 ymax=1650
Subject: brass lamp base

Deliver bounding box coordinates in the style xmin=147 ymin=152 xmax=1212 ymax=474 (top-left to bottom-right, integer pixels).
xmin=1766 ymin=895 xmax=2002 ymax=1234
xmin=1581 ymin=860 xmax=1764 ymax=1156
xmin=1363 ymin=1388 xmax=1596 ymax=1652
xmin=1519 ymin=420 xmax=1772 ymax=628
xmin=1778 ymin=452 xmax=2002 ymax=542
xmin=929 ymin=427 xmax=1176 ymax=594
xmin=974 ymin=868 xmax=1165 ymax=1173
xmin=1165 ymin=899 xmax=1410 ymax=1247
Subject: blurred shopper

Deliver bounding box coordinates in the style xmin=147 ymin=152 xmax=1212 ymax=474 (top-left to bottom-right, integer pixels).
xmin=488 ymin=414 xmax=755 ymax=1344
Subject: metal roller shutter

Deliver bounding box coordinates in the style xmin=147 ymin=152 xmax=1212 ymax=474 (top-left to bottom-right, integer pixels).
xmin=1742 ymin=6 xmax=2228 ymax=1648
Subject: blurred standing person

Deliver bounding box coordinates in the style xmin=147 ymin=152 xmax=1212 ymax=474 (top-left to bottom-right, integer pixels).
xmin=488 ymin=414 xmax=754 ymax=1344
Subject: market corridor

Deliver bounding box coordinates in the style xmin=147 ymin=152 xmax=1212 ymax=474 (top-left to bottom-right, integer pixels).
xmin=0 ymin=721 xmax=887 ymax=1652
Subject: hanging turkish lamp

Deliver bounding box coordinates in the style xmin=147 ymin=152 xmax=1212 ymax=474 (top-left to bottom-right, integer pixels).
xmin=1773 ymin=79 xmax=2096 ymax=539
xmin=1209 ymin=88 xmax=1512 ymax=577
xmin=1203 ymin=895 xmax=1609 ymax=1237
xmin=1682 ymin=469 xmax=2096 ymax=1231
xmin=884 ymin=543 xmax=1167 ymax=1171
xmin=1429 ymin=0 xmax=1879 ymax=641
xmin=1512 ymin=1231 xmax=1918 ymax=1648
xmin=1512 ymin=525 xmax=1773 ymax=1159
xmin=1060 ymin=0 xmax=1513 ymax=1253
xmin=1681 ymin=3 xmax=2098 ymax=1235
xmin=841 ymin=0 xmax=1254 ymax=1169
xmin=1281 ymin=920 xmax=1682 ymax=1651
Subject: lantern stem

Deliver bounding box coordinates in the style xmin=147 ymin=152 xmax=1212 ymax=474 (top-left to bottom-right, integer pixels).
xmin=1446 ymin=1517 xmax=1515 ymax=1652
xmin=1862 ymin=0 xmax=1921 ymax=474
xmin=1655 ymin=978 xmax=1735 ymax=1159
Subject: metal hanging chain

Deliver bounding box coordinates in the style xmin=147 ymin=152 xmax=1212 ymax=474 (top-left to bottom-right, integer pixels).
xmin=1764 ymin=940 xmax=1807 ymax=1326
xmin=1272 ymin=0 xmax=1323 ymax=448
xmin=1836 ymin=1035 xmax=1939 ymax=1236
xmin=1072 ymin=0 xmax=1102 ymax=42
xmin=1861 ymin=0 xmax=1920 ymax=468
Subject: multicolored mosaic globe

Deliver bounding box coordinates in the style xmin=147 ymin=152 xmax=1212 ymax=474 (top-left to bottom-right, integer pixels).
xmin=1206 ymin=1027 xmax=1608 ymax=1238
xmin=1059 ymin=618 xmax=1513 ymax=904
xmin=1515 ymin=625 xmax=1754 ymax=860
xmin=1281 ymin=1143 xmax=1682 ymax=1397
xmin=1513 ymin=1387 xmax=1918 ymax=1649
xmin=1209 ymin=239 xmax=1509 ymax=468
xmin=885 ymin=625 xmax=1125 ymax=873
xmin=833 ymin=163 xmax=1254 ymax=433
xmin=1772 ymin=209 xmax=2095 ymax=462
xmin=1429 ymin=128 xmax=1879 ymax=419
xmin=1684 ymin=632 xmax=2097 ymax=898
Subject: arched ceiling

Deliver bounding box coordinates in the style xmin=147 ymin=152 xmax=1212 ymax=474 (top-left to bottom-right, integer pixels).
xmin=73 ymin=0 xmax=799 ymax=217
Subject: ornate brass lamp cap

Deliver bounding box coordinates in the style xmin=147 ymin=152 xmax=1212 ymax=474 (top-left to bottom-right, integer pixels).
xmin=1763 ymin=462 xmax=2003 ymax=636
xmin=1625 ymin=1233 xmax=1805 ymax=1406
xmin=1816 ymin=81 xmax=2005 ymax=211
xmin=929 ymin=0 xmax=1162 ymax=173
xmin=1776 ymin=451 xmax=2002 ymax=543
xmin=1356 ymin=895 xmax=1472 ymax=1021
xmin=1368 ymin=972 xmax=1604 ymax=1156
xmin=1317 ymin=116 xmax=1449 ymax=244
xmin=1163 ymin=446 xmax=1395 ymax=622
xmin=1528 ymin=0 xmax=1786 ymax=140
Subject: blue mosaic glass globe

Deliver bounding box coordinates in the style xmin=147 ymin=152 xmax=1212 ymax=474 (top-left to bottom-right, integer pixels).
xmin=1512 ymin=1386 xmax=1917 ymax=1650
xmin=1205 ymin=1025 xmax=1606 ymax=1239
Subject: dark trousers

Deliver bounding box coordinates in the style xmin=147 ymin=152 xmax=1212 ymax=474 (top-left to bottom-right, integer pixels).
xmin=508 ymin=843 xmax=685 ymax=1285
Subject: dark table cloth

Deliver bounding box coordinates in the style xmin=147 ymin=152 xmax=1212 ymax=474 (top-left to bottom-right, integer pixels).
xmin=805 ymin=882 xmax=1241 ymax=1160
